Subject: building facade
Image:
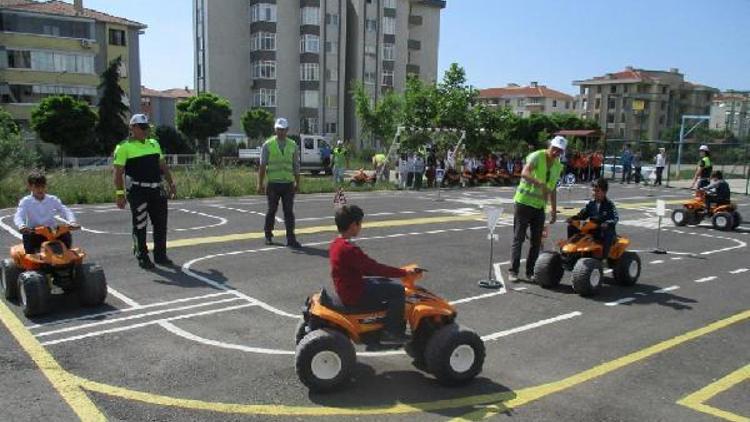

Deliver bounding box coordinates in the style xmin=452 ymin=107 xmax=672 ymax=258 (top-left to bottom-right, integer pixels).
xmin=193 ymin=0 xmax=445 ymax=144
xmin=141 ymin=86 xmax=195 ymax=129
xmin=573 ymin=67 xmax=717 ymax=141
xmin=0 ymin=0 xmax=145 ymax=138
xmin=710 ymin=91 xmax=750 ymax=139
xmin=478 ymin=82 xmax=575 ymax=118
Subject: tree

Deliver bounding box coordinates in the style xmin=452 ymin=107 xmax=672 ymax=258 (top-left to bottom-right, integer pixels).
xmin=95 ymin=56 xmax=129 ymax=155
xmin=154 ymin=125 xmax=194 ymax=154
xmin=31 ymin=95 xmax=98 ymax=156
xmin=0 ymin=107 xmax=20 ymax=135
xmin=352 ymin=82 xmax=404 ymax=148
xmin=176 ymin=93 xmax=232 ymax=157
xmin=241 ymin=108 xmax=274 ymax=142
xmin=0 ymin=108 xmax=37 ymax=180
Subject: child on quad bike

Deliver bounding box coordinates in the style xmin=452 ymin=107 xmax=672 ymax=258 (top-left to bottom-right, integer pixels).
xmin=566 ymin=178 xmax=619 ymax=259
xmin=329 ymin=205 xmax=420 ymax=344
xmin=13 ymin=171 xmax=79 ymax=253
xmin=701 ymin=171 xmax=730 ymax=211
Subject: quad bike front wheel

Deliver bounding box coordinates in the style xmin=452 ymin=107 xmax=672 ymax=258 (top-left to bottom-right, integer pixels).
xmin=76 ymin=263 xmax=107 ymax=306
xmin=614 ymin=252 xmax=641 ymax=286
xmin=295 ymin=328 xmax=356 ymax=393
xmin=534 ymin=252 xmax=564 ymax=288
xmin=712 ymin=212 xmax=734 ymax=231
xmin=571 ymin=258 xmax=603 ymax=297
xmin=295 ymin=319 xmax=309 ymax=345
xmin=671 ymin=209 xmax=688 ymax=226
xmin=424 ymin=323 xmax=485 ymax=386
xmin=18 ymin=271 xmax=50 ymax=317
xmin=1 ymin=258 xmax=20 ymax=301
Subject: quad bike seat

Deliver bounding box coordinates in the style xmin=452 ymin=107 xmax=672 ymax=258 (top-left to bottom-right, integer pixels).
xmin=319 ymin=288 xmax=388 ymax=314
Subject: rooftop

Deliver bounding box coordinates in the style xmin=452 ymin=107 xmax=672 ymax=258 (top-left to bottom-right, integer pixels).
xmin=141 ymin=86 xmax=195 ymax=99
xmin=479 ymin=83 xmax=573 ymax=101
xmin=1 ymin=0 xmax=146 ymax=29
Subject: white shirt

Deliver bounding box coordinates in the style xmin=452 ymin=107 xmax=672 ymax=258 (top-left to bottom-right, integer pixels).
xmin=13 ymin=194 xmax=76 ymax=229
xmin=655 ymin=153 xmax=666 ymax=167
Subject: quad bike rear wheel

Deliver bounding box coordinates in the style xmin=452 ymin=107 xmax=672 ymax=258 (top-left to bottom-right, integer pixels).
xmin=534 ymin=252 xmax=564 ymax=288
xmin=613 ymin=252 xmax=641 ymax=286
xmin=712 ymin=212 xmax=734 ymax=231
xmin=18 ymin=271 xmax=50 ymax=317
xmin=571 ymin=258 xmax=603 ymax=297
xmin=671 ymin=209 xmax=688 ymax=226
xmin=77 ymin=263 xmax=107 ymax=306
xmin=295 ymin=328 xmax=356 ymax=393
xmin=1 ymin=258 xmax=20 ymax=301
xmin=424 ymin=323 xmax=485 ymax=386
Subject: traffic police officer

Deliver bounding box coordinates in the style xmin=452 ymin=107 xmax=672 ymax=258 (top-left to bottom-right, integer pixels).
xmin=257 ymin=117 xmax=301 ymax=248
xmin=113 ymin=114 xmax=176 ymax=269
xmin=691 ymin=144 xmax=713 ymax=189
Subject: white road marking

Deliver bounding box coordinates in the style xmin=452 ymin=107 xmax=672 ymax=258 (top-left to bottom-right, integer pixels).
xmin=480 ymin=312 xmax=582 ymax=342
xmin=649 ymin=260 xmax=664 ymax=264
xmin=106 ymin=287 xmax=141 ymax=308
xmin=671 ymin=257 xmax=683 ymax=261
xmin=605 ymin=297 xmax=636 ymax=306
xmin=654 ymin=285 xmax=680 ymax=293
xmin=159 ymin=321 xmax=293 ymax=355
xmin=0 ymin=216 xmax=21 ymax=239
xmin=35 ymin=297 xmax=246 ymax=338
xmin=729 ymin=268 xmax=748 ymax=274
xmin=209 ymin=205 xmax=284 ymax=223
xmin=41 ymin=303 xmax=255 ymax=346
xmin=173 ymin=209 xmax=228 ymax=232
xmin=694 ymin=276 xmax=717 ymax=283
xmin=513 ymin=287 xmax=528 ymax=291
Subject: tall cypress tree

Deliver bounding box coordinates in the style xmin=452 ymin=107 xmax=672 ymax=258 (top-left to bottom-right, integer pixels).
xmin=96 ymin=56 xmax=129 ymax=155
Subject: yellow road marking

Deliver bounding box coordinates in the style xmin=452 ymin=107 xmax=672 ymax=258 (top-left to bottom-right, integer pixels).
xmin=162 ymin=214 xmax=484 ymax=249
xmin=0 ymin=300 xmax=106 ymax=421
xmin=677 ymin=364 xmax=750 ymax=422
xmin=58 ymin=309 xmax=749 ymax=417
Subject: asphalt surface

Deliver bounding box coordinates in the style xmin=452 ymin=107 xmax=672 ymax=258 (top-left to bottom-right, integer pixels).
xmin=0 ymin=183 xmax=748 ymax=421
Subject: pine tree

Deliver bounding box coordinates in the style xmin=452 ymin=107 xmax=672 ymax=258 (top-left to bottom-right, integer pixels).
xmin=96 ymin=56 xmax=129 ymax=155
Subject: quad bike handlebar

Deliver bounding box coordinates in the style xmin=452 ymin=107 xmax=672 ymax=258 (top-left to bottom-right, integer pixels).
xmin=567 ymin=218 xmax=600 ymax=233
xmin=25 ymin=224 xmax=80 ymax=240
xmin=401 ymin=264 xmax=426 ymax=289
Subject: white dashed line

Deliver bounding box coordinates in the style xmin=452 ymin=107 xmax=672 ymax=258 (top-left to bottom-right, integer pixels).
xmin=605 ymin=297 xmax=636 ymax=306
xmin=654 ymin=285 xmax=680 ymax=293
xmin=649 ymin=260 xmax=664 ymax=264
xmin=694 ymin=276 xmax=717 ymax=283
xmin=480 ymin=312 xmax=582 ymax=342
xmin=671 ymin=257 xmax=683 ymax=261
xmin=512 ymin=287 xmax=528 ymax=291
xmin=105 ymin=287 xmax=141 ymax=309
xmin=729 ymin=268 xmax=748 ymax=274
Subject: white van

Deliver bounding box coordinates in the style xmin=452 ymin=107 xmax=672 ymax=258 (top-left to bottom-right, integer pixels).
xmin=238 ymin=134 xmax=331 ymax=175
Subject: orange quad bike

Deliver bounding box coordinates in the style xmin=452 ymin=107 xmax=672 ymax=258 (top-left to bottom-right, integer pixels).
xmin=671 ymin=190 xmax=742 ymax=231
xmin=349 ymin=168 xmax=376 ymax=186
xmin=295 ymin=266 xmax=485 ymax=392
xmin=534 ymin=219 xmax=642 ymax=297
xmin=1 ymin=224 xmax=107 ymax=317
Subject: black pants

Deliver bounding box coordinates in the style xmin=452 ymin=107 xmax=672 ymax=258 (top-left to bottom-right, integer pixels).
xmin=23 ymin=232 xmax=72 ymax=254
xmin=128 ymin=186 xmax=168 ymax=258
xmin=697 ymin=178 xmax=710 ymax=189
xmin=265 ymin=182 xmax=296 ymax=242
xmin=655 ymin=167 xmax=664 ymax=185
xmin=510 ymin=203 xmax=546 ymax=277
xmin=622 ymin=165 xmax=632 ymax=183
xmin=634 ymin=166 xmax=642 ymax=183
xmin=568 ymin=224 xmax=616 ymax=258
xmin=360 ymin=278 xmax=405 ymax=334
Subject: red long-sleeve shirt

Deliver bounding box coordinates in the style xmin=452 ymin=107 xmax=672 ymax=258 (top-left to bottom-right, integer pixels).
xmin=329 ymin=236 xmax=408 ymax=305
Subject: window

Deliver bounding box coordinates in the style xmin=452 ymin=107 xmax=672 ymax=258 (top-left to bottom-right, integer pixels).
xmin=659 ymin=115 xmax=665 ymax=124
xmin=300 ymin=63 xmax=319 ymax=81
xmin=596 ymin=86 xmax=602 ymax=94
xmin=661 ymin=86 xmax=668 ymax=94
xmin=660 ymin=101 xmax=666 ymax=111
xmin=364 ymin=71 xmax=376 ymax=85
xmin=326 ymin=68 xmax=338 ymax=81
xmin=109 ymin=29 xmax=126 ymax=46
xmin=251 ymin=60 xmax=276 ymax=79
xmin=565 ymin=101 xmax=570 ymax=109
xmin=364 ymin=45 xmax=376 ymax=56
xmin=610 ymin=85 xmax=616 ymax=94
xmin=325 ymin=95 xmax=338 ymax=108
xmin=517 ymin=98 xmax=524 ymax=107
xmin=382 ymin=16 xmax=396 ymax=34
xmin=301 ymin=90 xmax=319 ymax=108
xmin=252 ymin=88 xmax=276 ymax=107
xmin=325 ymin=41 xmax=338 ymax=54
xmin=595 ymin=98 xmax=601 ymax=109
xmin=552 ymin=99 xmax=558 ymax=107
xmin=7 ymin=49 xmax=94 ymax=74
xmin=365 ymin=19 xmax=377 ymax=32
xmin=300 ymin=117 xmax=319 ymax=134
xmin=623 ymin=85 xmax=629 ymax=93
xmin=383 ymin=43 xmax=395 ymax=60
xmin=384 ymin=0 xmax=396 ymax=8
xmin=301 ymin=7 xmax=319 ymax=25
xmin=300 ymin=34 xmax=320 ymax=53
xmin=382 ymin=70 xmax=394 ymax=86
xmin=7 ymin=50 xmax=31 ymax=68
xmin=250 ymin=3 xmax=276 ymax=22
xmin=607 ymin=113 xmax=615 ymax=123
xmin=325 ymin=13 xmax=339 ymax=26
xmin=325 ymin=122 xmax=337 ymax=134
xmin=250 ymin=32 xmax=276 ymax=51
xmin=505 ymin=99 xmax=511 ymax=107
xmin=607 ymin=98 xmax=615 ymax=109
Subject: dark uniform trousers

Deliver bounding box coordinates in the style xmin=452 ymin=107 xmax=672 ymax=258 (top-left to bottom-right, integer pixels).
xmin=128 ymin=186 xmax=168 ymax=258
xmin=265 ymin=182 xmax=296 ymax=242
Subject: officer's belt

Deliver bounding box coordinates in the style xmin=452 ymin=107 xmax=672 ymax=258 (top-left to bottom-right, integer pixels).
xmin=130 ymin=181 xmax=161 ymax=188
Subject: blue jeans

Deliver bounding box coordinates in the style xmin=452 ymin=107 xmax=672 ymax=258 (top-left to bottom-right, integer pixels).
xmin=359 ymin=278 xmax=405 ymax=333
xmin=333 ymin=167 xmax=345 ymax=184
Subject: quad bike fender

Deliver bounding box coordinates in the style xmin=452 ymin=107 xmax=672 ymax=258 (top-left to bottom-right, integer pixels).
xmin=308 ymin=294 xmax=385 ymax=343
xmin=408 ymin=304 xmax=455 ymax=332
xmin=608 ymin=237 xmax=630 ymax=259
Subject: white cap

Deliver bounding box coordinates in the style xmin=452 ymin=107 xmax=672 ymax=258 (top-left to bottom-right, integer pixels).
xmin=550 ymin=136 xmax=567 ymax=151
xmin=129 ymin=114 xmax=148 ymax=125
xmin=337 ymin=139 xmax=343 ymax=145
xmin=699 ymin=144 xmax=709 ymax=152
xmin=274 ymin=117 xmax=289 ymax=129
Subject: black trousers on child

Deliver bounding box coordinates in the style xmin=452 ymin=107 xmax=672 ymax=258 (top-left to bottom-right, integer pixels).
xmin=360 ymin=278 xmax=406 ymax=334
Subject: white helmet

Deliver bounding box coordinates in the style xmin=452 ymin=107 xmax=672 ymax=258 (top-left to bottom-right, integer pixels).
xmin=550 ymin=136 xmax=567 ymax=151
xmin=274 ymin=117 xmax=289 ymax=129
xmin=699 ymin=145 xmax=709 ymax=152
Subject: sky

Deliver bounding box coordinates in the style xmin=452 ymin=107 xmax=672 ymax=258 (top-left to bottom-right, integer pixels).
xmin=83 ymin=0 xmax=750 ymax=94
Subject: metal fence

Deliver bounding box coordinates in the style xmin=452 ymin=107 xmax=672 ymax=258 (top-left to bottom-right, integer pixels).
xmin=60 ymin=154 xmax=198 ymax=169
xmin=603 ymin=139 xmax=750 ymax=195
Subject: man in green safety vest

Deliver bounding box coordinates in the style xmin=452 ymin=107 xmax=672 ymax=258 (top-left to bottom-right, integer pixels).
xmin=332 ymin=140 xmax=349 ymax=184
xmin=257 ymin=118 xmax=302 ymax=248
xmin=508 ymin=136 xmax=567 ymax=283
xmin=691 ymin=144 xmax=713 ymax=189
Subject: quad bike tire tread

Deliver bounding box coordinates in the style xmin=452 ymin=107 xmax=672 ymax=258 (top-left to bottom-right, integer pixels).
xmin=1 ymin=258 xmax=20 ymax=301
xmin=19 ymin=271 xmax=50 ymax=317
xmin=77 ymin=263 xmax=107 ymax=306
xmin=295 ymin=328 xmax=356 ymax=393
xmin=295 ymin=319 xmax=309 ymax=345
xmin=614 ymin=251 xmax=641 ymax=286
xmin=534 ymin=252 xmax=564 ymax=288
xmin=424 ymin=323 xmax=485 ymax=386
xmin=571 ymin=258 xmax=603 ymax=297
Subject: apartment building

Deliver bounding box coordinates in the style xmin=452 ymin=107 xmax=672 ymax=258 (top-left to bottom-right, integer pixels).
xmin=710 ymin=91 xmax=750 ymax=139
xmin=193 ymin=0 xmax=445 ymax=144
xmin=0 ymin=0 xmax=145 ymax=138
xmin=141 ymin=86 xmax=195 ymax=129
xmin=478 ymin=82 xmax=575 ymax=118
xmin=573 ymin=67 xmax=717 ymax=141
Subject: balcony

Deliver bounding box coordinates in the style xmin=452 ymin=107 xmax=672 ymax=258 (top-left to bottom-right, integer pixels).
xmin=409 ymin=15 xmax=423 ymax=25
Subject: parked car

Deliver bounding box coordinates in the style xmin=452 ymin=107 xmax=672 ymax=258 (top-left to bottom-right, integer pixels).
xmin=238 ymin=134 xmax=331 ymax=175
xmin=603 ymin=156 xmax=656 ymax=182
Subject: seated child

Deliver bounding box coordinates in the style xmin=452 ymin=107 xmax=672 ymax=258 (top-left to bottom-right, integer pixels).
xmin=702 ymin=170 xmax=730 ymax=209
xmin=13 ymin=171 xmax=78 ymax=253
xmin=567 ymin=178 xmax=619 ymax=259
xmin=329 ymin=205 xmax=419 ymax=343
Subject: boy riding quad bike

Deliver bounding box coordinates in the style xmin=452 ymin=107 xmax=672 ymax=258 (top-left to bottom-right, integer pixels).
xmin=349 ymin=168 xmax=376 ymax=186
xmin=1 ymin=224 xmax=107 ymax=316
xmin=295 ymin=266 xmax=485 ymax=392
xmin=671 ymin=171 xmax=741 ymax=231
